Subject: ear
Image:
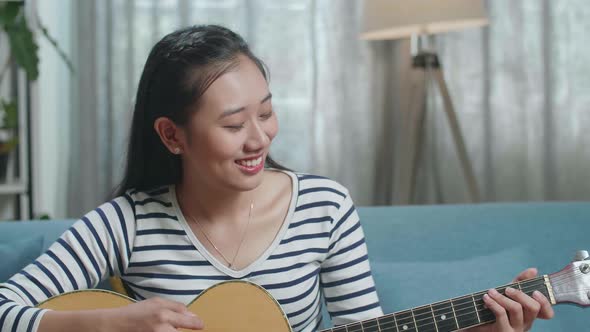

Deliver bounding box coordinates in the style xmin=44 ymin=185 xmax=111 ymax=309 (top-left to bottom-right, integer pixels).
xmin=154 ymin=117 xmax=186 ymax=155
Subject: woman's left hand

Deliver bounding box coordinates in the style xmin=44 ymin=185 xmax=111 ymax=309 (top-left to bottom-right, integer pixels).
xmin=464 ymin=268 xmax=554 ymax=332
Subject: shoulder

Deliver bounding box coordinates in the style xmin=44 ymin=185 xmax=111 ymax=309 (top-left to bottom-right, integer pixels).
xmin=99 ymin=186 xmax=174 ymax=220
xmin=294 ymin=172 xmax=350 ymax=200
xmin=124 ymin=186 xmax=173 ymax=204
xmin=289 ymin=172 xmax=353 ymax=219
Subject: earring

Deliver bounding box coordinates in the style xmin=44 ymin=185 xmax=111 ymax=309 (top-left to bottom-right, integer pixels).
xmin=173 ymin=147 xmax=181 ymax=154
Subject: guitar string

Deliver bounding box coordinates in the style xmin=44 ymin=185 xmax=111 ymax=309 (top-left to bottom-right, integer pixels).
xmin=329 ymin=271 xmax=589 ymax=331
xmin=397 ymin=283 xmax=556 ymax=329
xmin=379 ymin=288 xmax=540 ymax=329
xmin=375 ymin=285 xmax=589 ymax=331
xmin=339 ymin=274 xmax=590 ymax=331
xmin=392 ymin=271 xmax=590 ymax=328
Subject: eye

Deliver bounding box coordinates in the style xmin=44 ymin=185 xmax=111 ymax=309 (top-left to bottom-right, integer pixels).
xmin=260 ymin=110 xmax=273 ymax=120
xmin=224 ymin=124 xmax=245 ymax=131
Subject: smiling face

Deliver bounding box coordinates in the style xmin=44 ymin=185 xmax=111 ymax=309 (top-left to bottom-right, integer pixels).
xmin=179 ymin=55 xmax=279 ymax=192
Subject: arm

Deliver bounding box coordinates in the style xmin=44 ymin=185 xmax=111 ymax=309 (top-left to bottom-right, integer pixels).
xmin=37 ymin=298 xmax=203 ymax=332
xmin=319 ymin=191 xmax=383 ymax=326
xmin=0 ymin=196 xmax=135 ymax=332
xmin=0 ymin=194 xmax=204 ymax=332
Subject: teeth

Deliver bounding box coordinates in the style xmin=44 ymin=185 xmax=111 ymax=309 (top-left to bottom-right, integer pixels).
xmin=238 ymin=157 xmax=262 ymax=168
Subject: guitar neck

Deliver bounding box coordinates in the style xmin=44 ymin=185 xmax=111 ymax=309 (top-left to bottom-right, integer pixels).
xmin=322 ymin=275 xmax=553 ymax=332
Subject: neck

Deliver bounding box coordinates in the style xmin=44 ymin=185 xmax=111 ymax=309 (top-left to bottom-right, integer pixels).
xmin=320 ymin=276 xmax=551 ymax=332
xmin=176 ymin=172 xmax=259 ymax=223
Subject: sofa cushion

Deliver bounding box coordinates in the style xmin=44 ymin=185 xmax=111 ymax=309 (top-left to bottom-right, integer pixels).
xmin=0 ymin=235 xmax=44 ymax=283
xmin=370 ymin=246 xmax=531 ymax=313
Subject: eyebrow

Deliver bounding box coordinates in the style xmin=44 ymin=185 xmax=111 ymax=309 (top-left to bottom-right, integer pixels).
xmin=219 ymin=92 xmax=273 ymax=119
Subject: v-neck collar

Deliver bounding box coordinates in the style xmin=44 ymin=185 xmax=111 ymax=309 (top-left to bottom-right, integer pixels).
xmin=169 ymin=169 xmax=298 ymax=279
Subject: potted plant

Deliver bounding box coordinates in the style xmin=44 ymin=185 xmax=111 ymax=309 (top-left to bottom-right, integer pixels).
xmin=0 ymin=0 xmax=72 ymax=181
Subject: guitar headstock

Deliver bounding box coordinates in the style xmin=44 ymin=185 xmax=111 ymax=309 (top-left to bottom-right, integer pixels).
xmin=549 ymin=250 xmax=590 ymax=306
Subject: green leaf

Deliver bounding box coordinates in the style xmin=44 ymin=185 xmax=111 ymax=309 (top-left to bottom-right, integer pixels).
xmin=0 ymin=2 xmax=23 ymax=27
xmin=37 ymin=21 xmax=74 ymax=74
xmin=5 ymin=14 xmax=39 ymax=80
xmin=1 ymin=2 xmax=39 ymax=81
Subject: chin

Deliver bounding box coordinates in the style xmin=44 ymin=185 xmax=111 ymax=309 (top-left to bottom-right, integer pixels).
xmin=227 ymin=168 xmax=265 ymax=192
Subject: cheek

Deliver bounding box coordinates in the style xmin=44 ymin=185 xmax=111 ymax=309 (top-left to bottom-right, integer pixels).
xmin=265 ymin=117 xmax=279 ymax=141
xmin=201 ymin=130 xmax=242 ymax=158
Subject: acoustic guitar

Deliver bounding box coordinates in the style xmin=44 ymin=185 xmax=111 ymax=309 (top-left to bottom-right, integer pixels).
xmin=37 ymin=250 xmax=590 ymax=331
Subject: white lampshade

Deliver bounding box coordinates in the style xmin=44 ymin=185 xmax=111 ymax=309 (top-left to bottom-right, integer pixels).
xmin=361 ymin=0 xmax=488 ymax=40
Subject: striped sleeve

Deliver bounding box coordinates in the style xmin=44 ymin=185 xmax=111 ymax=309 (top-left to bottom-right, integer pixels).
xmin=0 ymin=195 xmax=136 ymax=332
xmin=319 ymin=191 xmax=383 ymax=326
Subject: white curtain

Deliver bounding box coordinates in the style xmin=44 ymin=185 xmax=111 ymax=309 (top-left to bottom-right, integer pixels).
xmin=413 ymin=0 xmax=590 ymax=203
xmin=67 ymin=0 xmax=395 ymax=216
xmin=59 ymin=0 xmax=590 ymax=217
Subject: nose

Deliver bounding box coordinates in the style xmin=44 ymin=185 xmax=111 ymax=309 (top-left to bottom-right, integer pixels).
xmin=244 ymin=120 xmax=270 ymax=152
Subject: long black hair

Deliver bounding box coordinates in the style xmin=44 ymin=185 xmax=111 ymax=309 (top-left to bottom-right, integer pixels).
xmin=113 ymin=25 xmax=288 ymax=198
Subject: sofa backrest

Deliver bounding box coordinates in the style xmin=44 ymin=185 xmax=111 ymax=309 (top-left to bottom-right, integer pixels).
xmin=357 ymin=202 xmax=590 ymax=332
xmin=0 ymin=220 xmax=75 ymax=282
xmin=2 ymin=202 xmax=589 ymax=331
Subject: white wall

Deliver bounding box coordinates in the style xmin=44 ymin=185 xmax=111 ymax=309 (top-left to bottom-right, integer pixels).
xmin=33 ymin=0 xmax=73 ymax=219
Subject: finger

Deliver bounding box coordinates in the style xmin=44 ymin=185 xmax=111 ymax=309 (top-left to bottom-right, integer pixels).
xmin=166 ymin=310 xmax=205 ymax=330
xmin=155 ymin=298 xmax=193 ymax=315
xmin=504 ymin=287 xmax=540 ymax=330
xmin=532 ymin=290 xmax=555 ymax=320
xmin=488 ymin=288 xmax=523 ymax=329
xmin=513 ymin=268 xmax=537 ymax=282
xmin=151 ymin=298 xmax=204 ymax=329
xmin=483 ymin=293 xmax=511 ymax=330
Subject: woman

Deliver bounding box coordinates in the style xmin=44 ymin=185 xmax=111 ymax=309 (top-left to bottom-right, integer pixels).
xmin=0 ymin=25 xmax=552 ymax=332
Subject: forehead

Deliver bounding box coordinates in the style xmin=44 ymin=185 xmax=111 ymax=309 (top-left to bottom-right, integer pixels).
xmin=198 ymin=56 xmax=269 ymax=113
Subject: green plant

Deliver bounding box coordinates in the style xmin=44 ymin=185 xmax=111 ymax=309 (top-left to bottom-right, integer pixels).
xmin=0 ymin=0 xmax=72 ymax=155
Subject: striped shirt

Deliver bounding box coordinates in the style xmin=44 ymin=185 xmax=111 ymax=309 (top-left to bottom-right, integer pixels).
xmin=0 ymin=171 xmax=382 ymax=332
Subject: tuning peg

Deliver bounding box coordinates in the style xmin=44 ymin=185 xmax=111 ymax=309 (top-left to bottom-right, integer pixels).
xmin=574 ymin=250 xmax=590 ymax=261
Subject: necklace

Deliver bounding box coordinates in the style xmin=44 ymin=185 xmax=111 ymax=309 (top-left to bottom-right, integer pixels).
xmin=186 ymin=201 xmax=253 ymax=269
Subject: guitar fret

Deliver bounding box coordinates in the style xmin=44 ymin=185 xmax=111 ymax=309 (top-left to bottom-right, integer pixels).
xmin=431 ymin=301 xmax=458 ymax=332
xmin=339 ymin=322 xmax=362 ymax=332
xmin=410 ymin=308 xmax=418 ymax=331
xmin=429 ymin=304 xmax=439 ymax=332
xmin=521 ymin=278 xmax=549 ymax=297
xmin=450 ymin=296 xmax=479 ymax=329
xmin=471 ymin=294 xmax=481 ymax=323
xmin=449 ymin=299 xmax=459 ymax=328
xmin=395 ymin=310 xmax=416 ymax=331
xmin=474 ymin=291 xmax=495 ymax=323
xmin=347 ymin=322 xmax=363 ymax=332
xmin=377 ymin=314 xmax=398 ymax=332
xmin=413 ymin=305 xmax=437 ymax=331
xmin=361 ymin=319 xmax=380 ymax=332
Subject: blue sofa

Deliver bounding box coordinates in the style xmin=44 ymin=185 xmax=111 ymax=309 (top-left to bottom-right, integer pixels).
xmin=1 ymin=202 xmax=589 ymax=331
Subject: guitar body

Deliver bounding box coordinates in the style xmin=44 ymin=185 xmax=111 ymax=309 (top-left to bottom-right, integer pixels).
xmin=34 ymin=252 xmax=590 ymax=332
xmin=38 ymin=280 xmax=293 ymax=332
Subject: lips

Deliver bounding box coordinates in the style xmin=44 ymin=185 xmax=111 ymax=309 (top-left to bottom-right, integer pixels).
xmin=235 ymin=155 xmax=263 ymax=167
xmin=235 ymin=154 xmax=264 ymax=175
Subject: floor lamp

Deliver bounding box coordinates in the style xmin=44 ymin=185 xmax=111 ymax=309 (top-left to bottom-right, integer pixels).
xmin=361 ymin=0 xmax=488 ymax=204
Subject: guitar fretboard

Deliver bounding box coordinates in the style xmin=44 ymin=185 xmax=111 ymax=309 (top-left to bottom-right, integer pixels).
xmin=322 ymin=276 xmax=550 ymax=332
